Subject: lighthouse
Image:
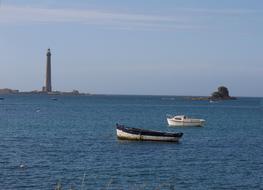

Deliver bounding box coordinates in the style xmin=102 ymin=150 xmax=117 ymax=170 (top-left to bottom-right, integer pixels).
xmin=45 ymin=48 xmax=52 ymax=92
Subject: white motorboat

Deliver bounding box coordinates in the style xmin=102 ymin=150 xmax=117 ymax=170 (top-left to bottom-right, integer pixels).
xmin=167 ymin=115 xmax=205 ymax=127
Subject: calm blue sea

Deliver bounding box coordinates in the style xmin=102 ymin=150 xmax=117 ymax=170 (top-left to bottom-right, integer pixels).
xmin=0 ymin=95 xmax=262 ymax=189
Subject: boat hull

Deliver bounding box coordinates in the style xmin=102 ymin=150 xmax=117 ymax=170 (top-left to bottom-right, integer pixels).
xmin=116 ymin=124 xmax=183 ymax=142
xmin=167 ymin=118 xmax=205 ymax=127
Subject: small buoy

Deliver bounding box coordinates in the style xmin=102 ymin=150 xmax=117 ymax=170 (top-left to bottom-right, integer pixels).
xmin=19 ymin=164 xmax=25 ymax=168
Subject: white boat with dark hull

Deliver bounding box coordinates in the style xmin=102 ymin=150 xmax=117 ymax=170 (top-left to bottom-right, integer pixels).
xmin=116 ymin=124 xmax=183 ymax=142
xmin=167 ymin=115 xmax=205 ymax=127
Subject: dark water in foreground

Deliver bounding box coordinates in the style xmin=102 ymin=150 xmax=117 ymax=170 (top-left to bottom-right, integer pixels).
xmin=0 ymin=95 xmax=262 ymax=189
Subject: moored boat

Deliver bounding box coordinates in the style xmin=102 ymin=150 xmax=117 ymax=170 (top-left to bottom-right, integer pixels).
xmin=116 ymin=124 xmax=183 ymax=142
xmin=167 ymin=114 xmax=205 ymax=127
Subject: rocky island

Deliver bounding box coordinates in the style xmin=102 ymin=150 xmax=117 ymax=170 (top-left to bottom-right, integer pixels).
xmin=192 ymin=86 xmax=236 ymax=101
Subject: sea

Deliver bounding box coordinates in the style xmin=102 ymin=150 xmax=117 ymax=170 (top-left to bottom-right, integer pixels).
xmin=0 ymin=94 xmax=262 ymax=189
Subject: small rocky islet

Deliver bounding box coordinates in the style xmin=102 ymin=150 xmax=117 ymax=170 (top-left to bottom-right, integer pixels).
xmin=191 ymin=86 xmax=236 ymax=101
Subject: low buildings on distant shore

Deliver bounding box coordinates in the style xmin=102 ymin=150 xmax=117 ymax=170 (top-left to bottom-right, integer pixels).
xmin=0 ymin=88 xmax=19 ymax=94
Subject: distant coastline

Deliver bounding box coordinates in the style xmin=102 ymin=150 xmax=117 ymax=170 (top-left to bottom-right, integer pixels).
xmin=190 ymin=96 xmax=236 ymax=101
xmin=0 ymin=88 xmax=90 ymax=96
xmin=0 ymin=87 xmax=241 ymax=99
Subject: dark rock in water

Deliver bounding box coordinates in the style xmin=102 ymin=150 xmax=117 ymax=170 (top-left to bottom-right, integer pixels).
xmin=210 ymin=86 xmax=236 ymax=100
xmin=218 ymin=86 xmax=229 ymax=97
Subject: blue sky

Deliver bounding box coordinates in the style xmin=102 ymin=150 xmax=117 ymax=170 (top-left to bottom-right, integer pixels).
xmin=0 ymin=0 xmax=262 ymax=96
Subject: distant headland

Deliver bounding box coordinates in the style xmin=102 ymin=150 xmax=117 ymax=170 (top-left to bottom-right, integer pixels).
xmin=191 ymin=86 xmax=236 ymax=101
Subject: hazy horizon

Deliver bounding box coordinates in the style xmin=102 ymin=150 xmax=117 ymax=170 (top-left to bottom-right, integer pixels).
xmin=0 ymin=0 xmax=262 ymax=97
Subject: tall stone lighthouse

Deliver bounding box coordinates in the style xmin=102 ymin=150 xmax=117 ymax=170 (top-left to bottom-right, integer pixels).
xmin=45 ymin=48 xmax=52 ymax=92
